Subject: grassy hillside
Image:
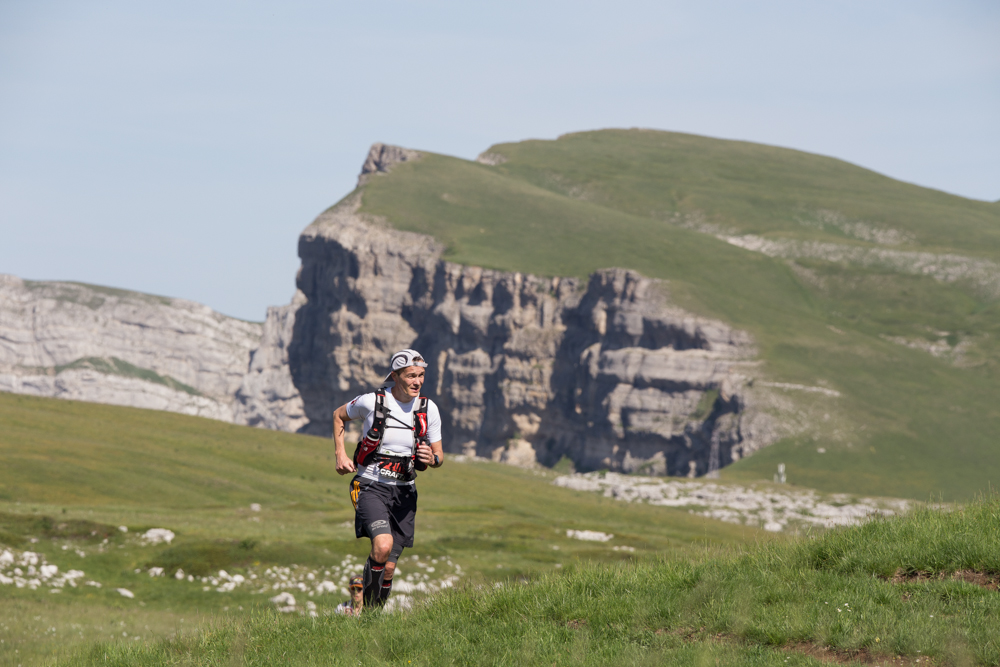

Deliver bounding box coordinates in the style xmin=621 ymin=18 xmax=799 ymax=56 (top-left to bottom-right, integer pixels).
xmin=69 ymin=496 xmax=1000 ymax=666
xmin=491 ymin=130 xmax=1000 ymax=254
xmin=357 ymin=129 xmax=1000 ymax=501
xmin=0 ymin=392 xmax=762 ymax=665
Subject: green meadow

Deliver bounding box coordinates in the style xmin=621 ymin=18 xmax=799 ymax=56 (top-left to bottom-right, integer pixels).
xmin=66 ymin=498 xmax=1000 ymax=666
xmin=0 ymin=392 xmax=762 ymax=665
xmin=8 ymin=392 xmax=999 ymax=666
xmin=357 ymin=129 xmax=1000 ymax=501
xmin=6 ymin=130 xmax=1000 ymax=665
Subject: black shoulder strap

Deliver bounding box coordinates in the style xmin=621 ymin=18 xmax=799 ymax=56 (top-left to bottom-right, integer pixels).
xmin=370 ymin=387 xmax=388 ymax=444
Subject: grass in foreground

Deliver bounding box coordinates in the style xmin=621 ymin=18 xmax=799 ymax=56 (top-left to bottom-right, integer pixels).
xmin=66 ymin=498 xmax=1000 ymax=666
xmin=0 ymin=392 xmax=766 ymax=665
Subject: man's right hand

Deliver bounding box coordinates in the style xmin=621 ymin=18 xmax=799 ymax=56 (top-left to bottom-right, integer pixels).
xmin=336 ymin=452 xmax=357 ymax=476
xmin=332 ymin=403 xmax=356 ymax=475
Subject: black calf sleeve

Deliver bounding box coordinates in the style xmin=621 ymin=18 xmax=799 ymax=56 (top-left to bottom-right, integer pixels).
xmin=375 ymin=578 xmax=393 ymax=607
xmin=362 ymin=556 xmax=386 ymax=606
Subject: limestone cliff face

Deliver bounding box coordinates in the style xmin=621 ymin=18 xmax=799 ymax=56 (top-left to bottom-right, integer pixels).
xmin=0 ymin=273 xmax=304 ymax=427
xmin=0 ymin=142 xmax=786 ymax=477
xmin=233 ymin=298 xmax=309 ymax=431
xmin=290 ymin=189 xmax=771 ymax=475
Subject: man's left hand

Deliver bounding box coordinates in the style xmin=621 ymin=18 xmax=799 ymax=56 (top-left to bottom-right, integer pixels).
xmin=415 ymin=443 xmax=434 ymax=465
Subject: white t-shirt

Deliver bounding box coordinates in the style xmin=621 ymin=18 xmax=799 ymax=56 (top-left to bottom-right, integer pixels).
xmin=346 ymin=387 xmax=442 ymax=485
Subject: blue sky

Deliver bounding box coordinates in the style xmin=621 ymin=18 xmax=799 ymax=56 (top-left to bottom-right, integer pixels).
xmin=1 ymin=1 xmax=997 ymax=320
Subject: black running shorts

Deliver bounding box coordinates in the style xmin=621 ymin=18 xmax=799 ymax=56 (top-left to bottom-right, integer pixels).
xmin=350 ymin=477 xmax=417 ymax=555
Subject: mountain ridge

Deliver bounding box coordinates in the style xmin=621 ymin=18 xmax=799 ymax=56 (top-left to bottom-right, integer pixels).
xmin=4 ymin=129 xmax=999 ymax=500
xmin=350 ymin=129 xmax=1000 ymax=499
xmin=0 ymin=273 xmax=305 ymax=430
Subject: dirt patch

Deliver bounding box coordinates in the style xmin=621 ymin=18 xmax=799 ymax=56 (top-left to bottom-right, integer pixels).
xmin=566 ymin=619 xmax=587 ymax=630
xmin=659 ymin=625 xmax=708 ymax=639
xmin=890 ymin=569 xmax=999 ymax=591
xmin=785 ymin=641 xmax=933 ymax=666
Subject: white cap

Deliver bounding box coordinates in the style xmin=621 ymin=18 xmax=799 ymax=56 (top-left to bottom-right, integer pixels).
xmin=384 ymin=348 xmax=428 ymax=381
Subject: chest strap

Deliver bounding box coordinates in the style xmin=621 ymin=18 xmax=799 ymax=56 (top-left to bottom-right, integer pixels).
xmin=353 ymin=390 xmax=430 ymax=473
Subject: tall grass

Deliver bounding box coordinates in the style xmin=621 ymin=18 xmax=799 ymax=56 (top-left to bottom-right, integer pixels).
xmin=66 ymin=497 xmax=1000 ymax=666
xmin=807 ymin=500 xmax=1000 ymax=576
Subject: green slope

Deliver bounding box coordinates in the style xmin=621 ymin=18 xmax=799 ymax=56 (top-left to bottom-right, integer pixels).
xmin=0 ymin=392 xmax=750 ymax=549
xmin=358 ymin=129 xmax=1000 ymax=501
xmin=70 ymin=498 xmax=1000 ymax=666
xmin=0 ymin=392 xmax=761 ymax=664
xmin=490 ymin=130 xmax=1000 ymax=254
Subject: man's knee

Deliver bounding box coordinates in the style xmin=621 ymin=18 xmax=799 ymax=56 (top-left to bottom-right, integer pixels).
xmin=371 ymin=534 xmax=393 ymax=562
xmin=384 ymin=561 xmax=396 ymax=580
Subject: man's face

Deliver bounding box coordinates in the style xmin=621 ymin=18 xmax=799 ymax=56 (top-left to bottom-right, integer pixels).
xmin=394 ymin=366 xmax=425 ymax=399
xmin=351 ymin=587 xmax=363 ymax=602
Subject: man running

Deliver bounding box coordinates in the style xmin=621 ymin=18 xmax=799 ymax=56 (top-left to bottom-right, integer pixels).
xmin=333 ymin=348 xmax=444 ymax=609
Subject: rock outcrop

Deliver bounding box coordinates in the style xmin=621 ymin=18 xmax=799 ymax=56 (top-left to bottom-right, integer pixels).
xmin=0 ymin=274 xmax=304 ymax=427
xmin=290 ymin=184 xmax=773 ymax=475
xmin=233 ymin=297 xmax=309 ymax=431
xmin=0 ymin=142 xmax=790 ymax=477
xmin=357 ymin=143 xmax=420 ymax=187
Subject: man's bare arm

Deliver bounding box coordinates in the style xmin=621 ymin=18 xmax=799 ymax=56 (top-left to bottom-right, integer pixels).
xmin=333 ymin=404 xmax=356 ymax=475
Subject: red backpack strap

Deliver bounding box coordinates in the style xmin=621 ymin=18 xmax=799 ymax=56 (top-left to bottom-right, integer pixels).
xmin=412 ymin=397 xmax=429 ymax=472
xmin=353 ymin=388 xmax=389 ymax=466
xmin=413 ymin=396 xmax=429 ymax=440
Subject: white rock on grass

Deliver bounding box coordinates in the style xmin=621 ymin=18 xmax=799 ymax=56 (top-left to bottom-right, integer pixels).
xmin=147 ymin=551 xmax=463 ymax=612
xmin=141 ymin=529 xmax=175 ymax=545
xmin=567 ymin=529 xmax=614 ymax=542
xmin=554 ymin=472 xmax=910 ymax=532
xmin=314 ymin=580 xmax=339 ymax=594
xmin=0 ymin=549 xmax=89 ymax=590
xmin=213 ymin=570 xmax=246 ymax=592
xmin=116 ymin=588 xmax=135 ymax=598
xmin=270 ymin=591 xmax=296 ymax=613
xmin=384 ymin=594 xmax=413 ymax=613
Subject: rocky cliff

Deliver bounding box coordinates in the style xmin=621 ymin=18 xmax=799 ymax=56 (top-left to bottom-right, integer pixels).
xmin=0 ymin=274 xmax=304 ymax=428
xmin=1 ymin=144 xmax=788 ymax=477
xmin=233 ymin=297 xmax=309 ymax=432
xmin=289 ymin=152 xmax=779 ymax=474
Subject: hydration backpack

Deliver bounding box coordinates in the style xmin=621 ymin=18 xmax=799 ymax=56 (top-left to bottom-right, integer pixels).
xmin=353 ymin=388 xmax=430 ymax=478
